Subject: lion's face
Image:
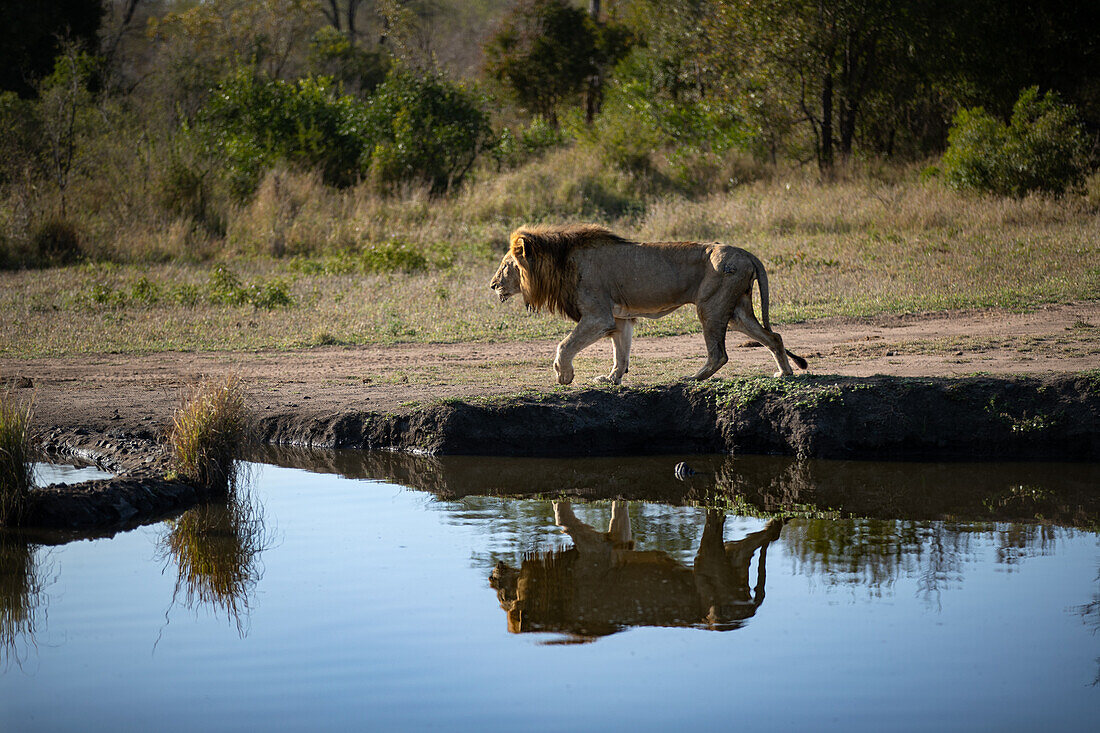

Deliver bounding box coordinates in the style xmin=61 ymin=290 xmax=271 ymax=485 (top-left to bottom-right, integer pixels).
xmin=489 ymin=253 xmax=522 ymax=304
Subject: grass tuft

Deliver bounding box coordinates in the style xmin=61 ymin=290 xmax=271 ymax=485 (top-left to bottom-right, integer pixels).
xmin=0 ymin=391 xmax=34 ymax=525
xmin=168 ymin=376 xmax=250 ymax=492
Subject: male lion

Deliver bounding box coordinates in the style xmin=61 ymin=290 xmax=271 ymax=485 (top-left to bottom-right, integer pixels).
xmin=489 ymin=224 xmax=808 ymax=384
xmin=489 ymin=501 xmax=783 ymax=636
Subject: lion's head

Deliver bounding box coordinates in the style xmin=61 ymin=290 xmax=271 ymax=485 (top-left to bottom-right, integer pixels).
xmin=488 ymin=224 xmax=627 ymax=321
xmin=489 ymin=251 xmax=522 ymax=304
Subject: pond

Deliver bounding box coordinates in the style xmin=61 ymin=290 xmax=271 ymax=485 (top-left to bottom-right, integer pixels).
xmin=2 ymin=453 xmax=1097 ymax=731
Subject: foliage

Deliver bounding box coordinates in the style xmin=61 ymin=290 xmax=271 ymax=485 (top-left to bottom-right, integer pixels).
xmin=168 ymin=376 xmax=250 ymax=492
xmin=0 ymin=391 xmax=34 ymax=525
xmin=147 ymin=0 xmax=320 ymax=117
xmin=307 ymin=25 xmax=390 ymax=95
xmin=289 ymin=241 xmax=429 ymax=275
xmin=199 ymin=70 xmax=372 ymax=195
xmin=362 ymin=69 xmax=495 ymax=194
xmin=483 ymin=0 xmax=631 ymax=126
xmin=492 ymin=116 xmax=566 ymax=168
xmin=942 ymin=88 xmax=1090 ymax=196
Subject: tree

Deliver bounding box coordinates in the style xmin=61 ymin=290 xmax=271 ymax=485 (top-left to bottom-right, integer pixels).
xmin=0 ymin=1 xmax=104 ymax=98
xmin=484 ymin=0 xmax=630 ymax=126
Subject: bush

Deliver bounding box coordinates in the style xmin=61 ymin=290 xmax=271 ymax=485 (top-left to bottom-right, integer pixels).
xmin=198 ymin=67 xmax=494 ymax=198
xmin=199 ymin=70 xmax=372 ymax=196
xmin=942 ymin=87 xmax=1090 ymax=196
xmin=362 ymin=70 xmax=495 ymax=195
xmin=0 ymin=391 xmax=33 ymax=525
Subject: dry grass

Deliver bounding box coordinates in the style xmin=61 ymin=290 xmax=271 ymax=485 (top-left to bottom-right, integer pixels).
xmin=168 ymin=376 xmax=250 ymax=491
xmin=1 ymin=159 xmax=1098 ymax=357
xmin=0 ymin=391 xmax=33 ymax=525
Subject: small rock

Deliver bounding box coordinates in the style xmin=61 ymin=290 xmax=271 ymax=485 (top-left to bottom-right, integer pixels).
xmin=885 ymin=350 xmax=897 ymax=357
xmin=673 ymin=462 xmax=696 ymax=480
xmin=954 ymin=350 xmax=964 ymax=356
xmin=14 ymin=376 xmax=33 ymax=388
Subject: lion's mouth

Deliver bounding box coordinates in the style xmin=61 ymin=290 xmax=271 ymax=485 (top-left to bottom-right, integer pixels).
xmin=496 ymin=289 xmax=512 ymax=303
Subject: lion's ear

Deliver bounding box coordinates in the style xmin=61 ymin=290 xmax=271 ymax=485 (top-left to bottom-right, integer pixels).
xmin=514 ymin=236 xmax=527 ymax=262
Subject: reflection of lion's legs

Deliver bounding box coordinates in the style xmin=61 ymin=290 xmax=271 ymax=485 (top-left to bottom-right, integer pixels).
xmin=555 ymin=315 xmax=616 ymax=385
xmin=553 ymin=500 xmax=613 ymax=552
xmin=724 ymin=518 xmax=784 ymax=608
xmin=595 ymin=318 xmax=634 ymax=385
xmin=607 ymin=500 xmax=633 ymax=547
xmin=691 ymin=306 xmax=729 ymax=380
xmin=729 ymin=293 xmax=794 ymax=377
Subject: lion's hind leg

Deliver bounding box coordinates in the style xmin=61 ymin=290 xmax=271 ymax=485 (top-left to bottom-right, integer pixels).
xmin=691 ymin=305 xmax=730 ymax=380
xmin=730 ymin=293 xmax=797 ymax=377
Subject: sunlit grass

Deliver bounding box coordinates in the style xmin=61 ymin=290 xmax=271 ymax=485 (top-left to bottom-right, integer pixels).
xmin=168 ymin=376 xmax=249 ymax=492
xmin=0 ymin=391 xmax=33 ymax=525
xmin=1 ymin=168 xmax=1097 ymax=357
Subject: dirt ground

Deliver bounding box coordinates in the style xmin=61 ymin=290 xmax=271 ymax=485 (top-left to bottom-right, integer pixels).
xmin=3 ymin=301 xmax=1098 ymax=435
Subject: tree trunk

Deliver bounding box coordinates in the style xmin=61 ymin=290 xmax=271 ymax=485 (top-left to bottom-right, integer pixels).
xmin=820 ymin=71 xmax=834 ymax=172
xmin=584 ymin=0 xmax=602 ymax=124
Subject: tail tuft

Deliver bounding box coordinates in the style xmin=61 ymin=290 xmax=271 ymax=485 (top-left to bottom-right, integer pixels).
xmin=786 ymin=349 xmax=808 ymax=370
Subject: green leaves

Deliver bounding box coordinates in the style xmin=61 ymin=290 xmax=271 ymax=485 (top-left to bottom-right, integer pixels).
xmin=197 ymin=67 xmax=493 ymax=198
xmin=942 ymin=87 xmax=1089 ymax=197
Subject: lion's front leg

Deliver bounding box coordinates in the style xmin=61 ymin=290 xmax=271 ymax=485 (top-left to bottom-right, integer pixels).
xmin=555 ymin=314 xmax=616 ymax=385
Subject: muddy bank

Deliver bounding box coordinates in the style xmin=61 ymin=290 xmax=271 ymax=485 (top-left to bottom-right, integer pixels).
xmin=16 ymin=430 xmax=210 ymax=540
xmin=15 ymin=373 xmax=1099 ymax=536
xmin=257 ymin=374 xmax=1100 ymax=461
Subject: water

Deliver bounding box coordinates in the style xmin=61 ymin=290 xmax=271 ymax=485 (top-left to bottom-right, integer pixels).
xmin=2 ymin=454 xmax=1097 ymax=732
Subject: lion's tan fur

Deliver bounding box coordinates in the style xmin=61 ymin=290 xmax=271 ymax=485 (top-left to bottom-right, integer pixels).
xmin=509 ymin=224 xmax=630 ymax=321
xmin=490 ymin=223 xmax=807 ymax=383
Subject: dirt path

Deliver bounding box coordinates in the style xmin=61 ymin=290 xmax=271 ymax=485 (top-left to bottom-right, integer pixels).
xmin=3 ymin=302 xmax=1097 ymax=435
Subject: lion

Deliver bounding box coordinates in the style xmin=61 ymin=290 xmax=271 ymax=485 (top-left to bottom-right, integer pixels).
xmin=489 ymin=501 xmax=783 ymax=637
xmin=488 ymin=224 xmax=808 ymax=385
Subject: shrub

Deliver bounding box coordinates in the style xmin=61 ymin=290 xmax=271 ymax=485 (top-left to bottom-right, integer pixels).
xmin=198 ymin=70 xmax=372 ymax=196
xmin=942 ymin=87 xmax=1090 ymax=196
xmin=168 ymin=376 xmax=249 ymax=492
xmin=362 ymin=70 xmax=495 ymax=195
xmin=206 ymin=266 xmax=292 ymax=309
xmin=0 ymin=391 xmax=34 ymax=525
xmin=31 ymin=218 xmax=85 ymax=266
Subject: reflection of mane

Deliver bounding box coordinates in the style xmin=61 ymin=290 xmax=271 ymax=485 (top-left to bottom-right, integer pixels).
xmin=510 ymin=224 xmax=630 ymax=321
xmin=490 ymin=502 xmax=782 ymax=638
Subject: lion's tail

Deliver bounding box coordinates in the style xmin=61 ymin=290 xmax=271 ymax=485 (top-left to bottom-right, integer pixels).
xmin=747 ymin=251 xmax=771 ymax=330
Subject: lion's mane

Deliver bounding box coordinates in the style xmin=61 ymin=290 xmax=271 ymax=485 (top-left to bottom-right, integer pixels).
xmin=509 ymin=224 xmax=630 ymax=322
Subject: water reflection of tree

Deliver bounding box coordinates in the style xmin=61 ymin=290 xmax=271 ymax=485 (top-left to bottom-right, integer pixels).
xmin=157 ymin=488 xmax=270 ymax=636
xmin=0 ymin=532 xmax=48 ymax=667
xmin=783 ymin=519 xmax=1072 ymax=603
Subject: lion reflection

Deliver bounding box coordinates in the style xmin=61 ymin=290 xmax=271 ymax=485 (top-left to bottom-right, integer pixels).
xmin=490 ymin=501 xmax=782 ymax=638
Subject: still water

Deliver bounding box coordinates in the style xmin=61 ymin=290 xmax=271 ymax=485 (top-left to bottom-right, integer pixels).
xmin=2 ymin=454 xmax=1097 ymax=731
